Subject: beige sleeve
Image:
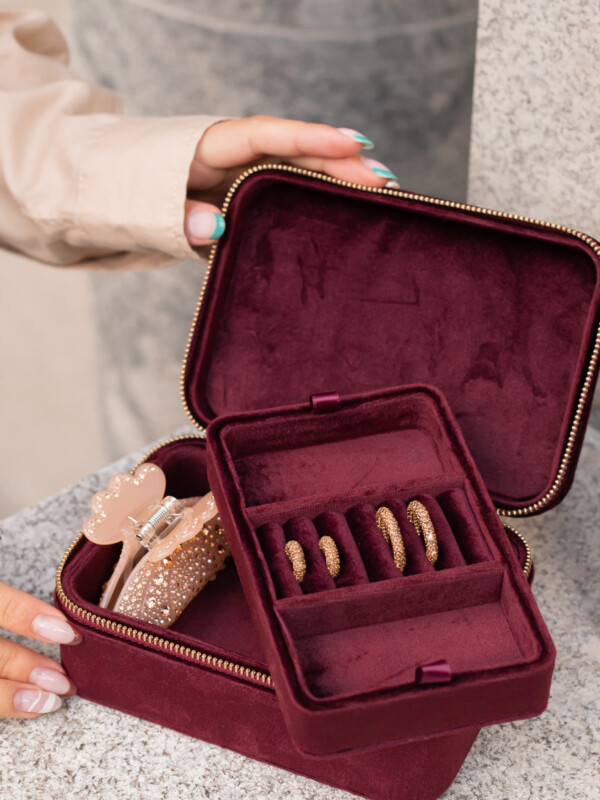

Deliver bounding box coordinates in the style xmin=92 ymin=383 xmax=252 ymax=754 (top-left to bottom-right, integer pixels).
xmin=0 ymin=8 xmax=226 ymax=269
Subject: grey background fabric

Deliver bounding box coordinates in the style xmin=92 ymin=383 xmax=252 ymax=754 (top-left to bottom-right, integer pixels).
xmin=70 ymin=0 xmax=478 ymax=457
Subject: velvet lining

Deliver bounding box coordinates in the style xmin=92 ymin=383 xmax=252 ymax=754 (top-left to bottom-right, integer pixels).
xmin=275 ymin=565 xmax=535 ymax=701
xmin=184 ymin=169 xmax=600 ymax=511
xmin=206 ymin=385 xmax=556 ymax=755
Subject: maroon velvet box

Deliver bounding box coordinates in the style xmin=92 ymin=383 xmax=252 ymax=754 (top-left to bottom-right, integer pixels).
xmin=205 ymin=385 xmax=554 ymax=755
xmin=56 ymin=167 xmax=600 ymax=798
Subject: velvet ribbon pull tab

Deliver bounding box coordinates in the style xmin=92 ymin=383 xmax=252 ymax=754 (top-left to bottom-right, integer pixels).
xmin=310 ymin=392 xmax=341 ymax=413
xmin=416 ymin=660 xmax=452 ymax=685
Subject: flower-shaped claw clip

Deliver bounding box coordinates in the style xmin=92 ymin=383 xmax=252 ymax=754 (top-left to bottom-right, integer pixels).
xmin=82 ymin=464 xmax=229 ymax=627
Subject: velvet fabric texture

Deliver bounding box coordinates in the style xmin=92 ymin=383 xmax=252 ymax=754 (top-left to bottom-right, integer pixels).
xmin=206 ymin=386 xmax=555 ymax=755
xmin=184 ymin=169 xmax=600 ymax=512
xmin=57 ymin=436 xmax=537 ymax=799
xmin=57 ymin=601 xmax=478 ymax=800
xmin=56 ymin=436 xmax=499 ymax=800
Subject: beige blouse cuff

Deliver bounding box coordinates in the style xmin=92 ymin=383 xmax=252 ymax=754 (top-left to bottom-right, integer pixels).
xmin=0 ymin=8 xmax=226 ymax=270
xmin=71 ymin=114 xmax=225 ymax=268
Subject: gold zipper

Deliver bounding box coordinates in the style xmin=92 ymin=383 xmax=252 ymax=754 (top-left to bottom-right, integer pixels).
xmin=55 ymin=433 xmax=273 ymax=689
xmin=179 ymin=163 xmax=600 ymax=518
xmin=502 ymin=523 xmax=533 ymax=580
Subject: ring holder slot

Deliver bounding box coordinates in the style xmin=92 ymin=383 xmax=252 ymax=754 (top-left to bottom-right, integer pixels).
xmin=438 ymin=488 xmax=494 ymax=563
xmin=412 ymin=494 xmax=467 ymax=569
xmin=385 ymin=499 xmax=436 ymax=576
xmin=254 ymin=488 xmax=488 ymax=597
xmin=283 ymin=517 xmax=336 ymax=594
xmin=314 ymin=511 xmax=369 ymax=588
xmin=346 ymin=503 xmax=400 ymax=583
xmin=256 ymin=522 xmax=303 ymax=598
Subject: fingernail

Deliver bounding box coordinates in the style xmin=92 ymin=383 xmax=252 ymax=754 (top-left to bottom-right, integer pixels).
xmin=362 ymin=157 xmax=398 ymax=182
xmin=385 ymin=179 xmax=401 ymax=189
xmin=337 ymin=127 xmax=375 ymax=150
xmin=31 ymin=615 xmax=82 ymax=645
xmin=186 ymin=211 xmax=225 ymax=241
xmin=14 ymin=689 xmax=62 ymax=714
xmin=29 ymin=667 xmax=72 ymax=695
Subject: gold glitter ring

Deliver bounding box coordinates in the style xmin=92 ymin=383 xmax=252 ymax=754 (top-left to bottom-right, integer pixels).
xmin=284 ymin=539 xmax=307 ymax=583
xmin=319 ymin=535 xmax=341 ymax=579
xmin=407 ymin=500 xmax=438 ymax=565
xmin=375 ymin=506 xmax=407 ymax=571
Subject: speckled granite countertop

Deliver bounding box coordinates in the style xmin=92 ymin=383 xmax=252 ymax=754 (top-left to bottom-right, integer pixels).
xmin=1 ymin=428 xmax=599 ymax=800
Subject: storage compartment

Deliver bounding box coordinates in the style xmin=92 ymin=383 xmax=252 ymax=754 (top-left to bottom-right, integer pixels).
xmin=275 ymin=565 xmax=540 ymax=700
xmin=253 ymin=483 xmax=493 ymax=598
xmin=207 ymin=385 xmax=555 ymax=755
xmin=231 ymin=394 xmax=456 ymax=507
xmin=59 ymin=438 xmax=266 ymax=669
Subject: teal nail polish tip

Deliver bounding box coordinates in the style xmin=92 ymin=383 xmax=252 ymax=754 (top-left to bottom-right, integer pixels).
xmin=211 ymin=213 xmax=226 ymax=239
xmin=351 ymin=133 xmax=375 ymax=150
xmin=371 ymin=166 xmax=398 ymax=181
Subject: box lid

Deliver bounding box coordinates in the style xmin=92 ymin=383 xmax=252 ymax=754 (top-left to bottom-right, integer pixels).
xmin=182 ymin=166 xmax=600 ymax=515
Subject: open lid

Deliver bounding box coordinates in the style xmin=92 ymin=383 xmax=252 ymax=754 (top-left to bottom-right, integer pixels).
xmin=182 ymin=166 xmax=600 ymax=515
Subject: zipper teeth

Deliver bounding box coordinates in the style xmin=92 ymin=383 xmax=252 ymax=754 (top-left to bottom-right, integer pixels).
xmin=179 ymin=163 xmax=600 ymax=518
xmin=502 ymin=523 xmax=533 ymax=580
xmin=55 ymin=433 xmax=272 ymax=689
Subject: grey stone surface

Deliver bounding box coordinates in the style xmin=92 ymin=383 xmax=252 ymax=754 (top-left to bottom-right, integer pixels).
xmin=69 ymin=0 xmax=477 ymax=459
xmin=0 ymin=425 xmax=599 ymax=798
xmin=468 ymin=0 xmax=600 ymax=410
xmin=469 ymin=1 xmax=600 ymax=239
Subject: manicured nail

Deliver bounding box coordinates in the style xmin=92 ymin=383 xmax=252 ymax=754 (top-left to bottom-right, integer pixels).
xmin=362 ymin=157 xmax=398 ymax=182
xmin=337 ymin=127 xmax=375 ymax=150
xmin=14 ymin=689 xmax=62 ymax=714
xmin=385 ymin=179 xmax=401 ymax=189
xmin=29 ymin=667 xmax=72 ymax=695
xmin=31 ymin=615 xmax=82 ymax=645
xmin=185 ymin=211 xmax=225 ymax=241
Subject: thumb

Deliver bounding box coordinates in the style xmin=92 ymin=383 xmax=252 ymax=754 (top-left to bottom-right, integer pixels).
xmin=184 ymin=200 xmax=226 ymax=247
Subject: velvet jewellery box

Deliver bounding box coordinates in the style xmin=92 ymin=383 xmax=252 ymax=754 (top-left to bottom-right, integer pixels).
xmin=56 ymin=166 xmax=600 ymax=799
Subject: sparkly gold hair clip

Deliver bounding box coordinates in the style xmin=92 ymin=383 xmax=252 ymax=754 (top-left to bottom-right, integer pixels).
xmin=82 ymin=464 xmax=229 ymax=628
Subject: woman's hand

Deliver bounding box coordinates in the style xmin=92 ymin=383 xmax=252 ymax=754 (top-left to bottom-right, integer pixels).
xmin=184 ymin=116 xmax=398 ymax=246
xmin=0 ymin=581 xmax=79 ymax=718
